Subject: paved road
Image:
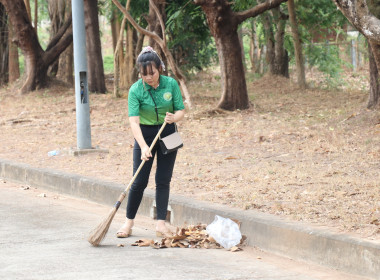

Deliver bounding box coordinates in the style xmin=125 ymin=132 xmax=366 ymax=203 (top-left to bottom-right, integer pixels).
xmin=0 ymin=181 xmax=369 ymax=280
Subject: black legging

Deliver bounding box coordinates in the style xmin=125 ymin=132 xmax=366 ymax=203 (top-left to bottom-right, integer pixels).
xmin=126 ymin=123 xmax=177 ymax=220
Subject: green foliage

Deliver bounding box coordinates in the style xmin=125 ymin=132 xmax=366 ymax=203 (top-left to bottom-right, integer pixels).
xmin=368 ymin=0 xmax=380 ymax=17
xmin=165 ymin=0 xmax=217 ymax=73
xmin=232 ymin=0 xmax=258 ymax=11
xmin=304 ymin=43 xmax=345 ymax=88
xmin=103 ymin=55 xmax=114 ymax=74
xmin=104 ymin=0 xmax=149 ymax=27
xmin=296 ymin=0 xmax=347 ymax=37
xmin=294 ymin=0 xmax=349 ymax=87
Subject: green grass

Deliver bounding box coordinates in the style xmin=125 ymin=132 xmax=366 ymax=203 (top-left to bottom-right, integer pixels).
xmin=103 ymin=55 xmax=114 ymax=74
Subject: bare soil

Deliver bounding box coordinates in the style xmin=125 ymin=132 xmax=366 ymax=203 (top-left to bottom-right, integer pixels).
xmin=0 ymin=70 xmax=379 ymax=241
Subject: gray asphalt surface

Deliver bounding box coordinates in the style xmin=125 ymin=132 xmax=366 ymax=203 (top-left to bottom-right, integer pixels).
xmin=0 ymin=181 xmax=369 ymax=280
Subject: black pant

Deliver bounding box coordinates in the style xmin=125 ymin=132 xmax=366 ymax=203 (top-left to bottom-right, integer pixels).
xmin=126 ymin=123 xmax=177 ymax=220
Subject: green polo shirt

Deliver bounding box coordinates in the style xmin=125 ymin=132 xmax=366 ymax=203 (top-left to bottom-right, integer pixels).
xmin=128 ymin=75 xmax=185 ymax=125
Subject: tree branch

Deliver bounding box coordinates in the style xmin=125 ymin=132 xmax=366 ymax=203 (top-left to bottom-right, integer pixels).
xmin=149 ymin=0 xmax=166 ymax=46
xmin=45 ymin=13 xmax=72 ymax=52
xmin=333 ymin=0 xmax=380 ymax=42
xmin=235 ymin=0 xmax=288 ymax=24
xmin=111 ymin=0 xmax=160 ymax=42
xmin=44 ymin=30 xmax=73 ymax=66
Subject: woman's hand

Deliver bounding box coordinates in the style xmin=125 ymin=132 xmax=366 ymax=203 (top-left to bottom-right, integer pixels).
xmin=141 ymin=145 xmax=152 ymax=161
xmin=164 ymin=112 xmax=176 ymax=124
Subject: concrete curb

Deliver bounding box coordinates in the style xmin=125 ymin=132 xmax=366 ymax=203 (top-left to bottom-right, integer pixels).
xmin=1 ymin=158 xmax=379 ymax=279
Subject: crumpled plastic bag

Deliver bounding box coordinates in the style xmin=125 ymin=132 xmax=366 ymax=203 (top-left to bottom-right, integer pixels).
xmin=206 ymin=215 xmax=242 ymax=249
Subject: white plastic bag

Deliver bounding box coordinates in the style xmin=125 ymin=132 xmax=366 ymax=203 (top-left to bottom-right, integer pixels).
xmin=206 ymin=215 xmax=242 ymax=249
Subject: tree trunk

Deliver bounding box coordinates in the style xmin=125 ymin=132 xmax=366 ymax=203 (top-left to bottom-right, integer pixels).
xmin=57 ymin=43 xmax=73 ymax=85
xmin=238 ymin=26 xmax=247 ymax=71
xmin=84 ymin=0 xmax=106 ymax=93
xmin=249 ymin=19 xmax=259 ymax=73
xmin=113 ymin=5 xmax=127 ymax=98
xmin=217 ymin=30 xmax=249 ymax=110
xmin=2 ymin=0 xmax=73 ymax=93
xmin=48 ymin=0 xmax=66 ymax=77
xmin=8 ymin=20 xmax=20 ymax=83
xmin=272 ymin=7 xmax=288 ymax=77
xmin=113 ymin=23 xmax=124 ymax=97
xmin=123 ymin=24 xmax=134 ymax=88
xmin=195 ymin=0 xmax=286 ymax=110
xmin=368 ymin=41 xmax=380 ymax=109
xmin=56 ymin=0 xmax=73 ymax=85
xmin=262 ymin=11 xmax=275 ymax=75
xmin=288 ymin=0 xmax=306 ymax=88
xmin=0 ymin=2 xmax=8 ymax=85
xmin=110 ymin=8 xmax=120 ymax=53
xmin=131 ymin=30 xmax=144 ymax=82
xmin=197 ymin=2 xmax=249 ymax=110
xmin=23 ymin=0 xmax=31 ymax=21
xmin=147 ymin=0 xmax=167 ymax=72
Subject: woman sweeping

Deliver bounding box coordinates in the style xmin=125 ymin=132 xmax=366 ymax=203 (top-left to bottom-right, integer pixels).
xmin=116 ymin=46 xmax=185 ymax=238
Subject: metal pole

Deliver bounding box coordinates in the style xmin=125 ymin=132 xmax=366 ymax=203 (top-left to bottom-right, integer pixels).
xmin=351 ymin=39 xmax=357 ymax=72
xmin=72 ymin=0 xmax=91 ymax=149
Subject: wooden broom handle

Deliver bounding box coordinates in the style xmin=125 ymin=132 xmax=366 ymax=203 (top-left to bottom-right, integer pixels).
xmin=116 ymin=122 xmax=168 ymax=204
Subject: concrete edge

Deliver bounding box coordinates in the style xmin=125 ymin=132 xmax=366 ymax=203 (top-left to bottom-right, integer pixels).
xmin=0 ymin=158 xmax=379 ymax=279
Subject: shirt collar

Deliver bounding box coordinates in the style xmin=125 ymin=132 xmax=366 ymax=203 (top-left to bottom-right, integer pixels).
xmin=143 ymin=76 xmax=161 ymax=91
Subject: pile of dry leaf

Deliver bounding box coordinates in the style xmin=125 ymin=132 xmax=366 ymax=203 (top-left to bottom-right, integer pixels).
xmin=127 ymin=224 xmax=246 ymax=252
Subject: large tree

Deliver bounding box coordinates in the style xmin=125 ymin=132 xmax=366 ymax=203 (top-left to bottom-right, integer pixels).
xmin=0 ymin=0 xmax=73 ymax=93
xmin=194 ymin=0 xmax=288 ymax=111
xmin=332 ymin=0 xmax=380 ymax=108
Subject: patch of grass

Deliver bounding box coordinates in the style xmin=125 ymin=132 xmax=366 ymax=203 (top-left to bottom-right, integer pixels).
xmin=103 ymin=55 xmax=114 ymax=74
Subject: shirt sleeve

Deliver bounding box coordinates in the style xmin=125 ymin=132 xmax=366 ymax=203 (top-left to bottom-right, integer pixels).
xmin=171 ymin=79 xmax=185 ymax=111
xmin=128 ymin=84 xmax=140 ymax=117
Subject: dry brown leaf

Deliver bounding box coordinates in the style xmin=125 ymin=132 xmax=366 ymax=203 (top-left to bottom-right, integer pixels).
xmin=229 ymin=246 xmax=241 ymax=252
xmin=224 ymin=156 xmax=238 ymax=160
xmin=132 ymin=239 xmax=154 ymax=247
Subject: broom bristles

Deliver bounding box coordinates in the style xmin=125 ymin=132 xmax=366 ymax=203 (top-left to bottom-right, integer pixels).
xmin=88 ymin=207 xmax=118 ymax=246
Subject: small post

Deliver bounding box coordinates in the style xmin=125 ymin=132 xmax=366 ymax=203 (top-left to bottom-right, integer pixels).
xmin=347 ymin=30 xmax=359 ymax=73
xmin=351 ymin=39 xmax=357 ymax=72
xmin=72 ymin=0 xmax=91 ymax=149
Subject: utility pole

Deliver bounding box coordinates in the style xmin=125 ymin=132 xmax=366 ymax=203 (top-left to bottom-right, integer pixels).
xmin=72 ymin=0 xmax=91 ymax=149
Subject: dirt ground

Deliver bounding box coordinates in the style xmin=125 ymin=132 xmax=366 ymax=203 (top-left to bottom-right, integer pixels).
xmin=0 ymin=69 xmax=379 ymax=241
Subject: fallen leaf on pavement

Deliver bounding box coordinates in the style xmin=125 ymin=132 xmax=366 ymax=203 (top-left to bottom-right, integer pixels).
xmin=131 ymin=239 xmax=154 ymax=247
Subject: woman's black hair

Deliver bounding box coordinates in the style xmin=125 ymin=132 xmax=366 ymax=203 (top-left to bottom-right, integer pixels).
xmin=137 ymin=52 xmax=162 ymax=76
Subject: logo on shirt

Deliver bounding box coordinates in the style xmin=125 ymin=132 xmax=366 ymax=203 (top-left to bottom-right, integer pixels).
xmin=163 ymin=92 xmax=172 ymax=101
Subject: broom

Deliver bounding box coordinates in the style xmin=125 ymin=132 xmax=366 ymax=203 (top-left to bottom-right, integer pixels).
xmin=88 ymin=122 xmax=167 ymax=246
